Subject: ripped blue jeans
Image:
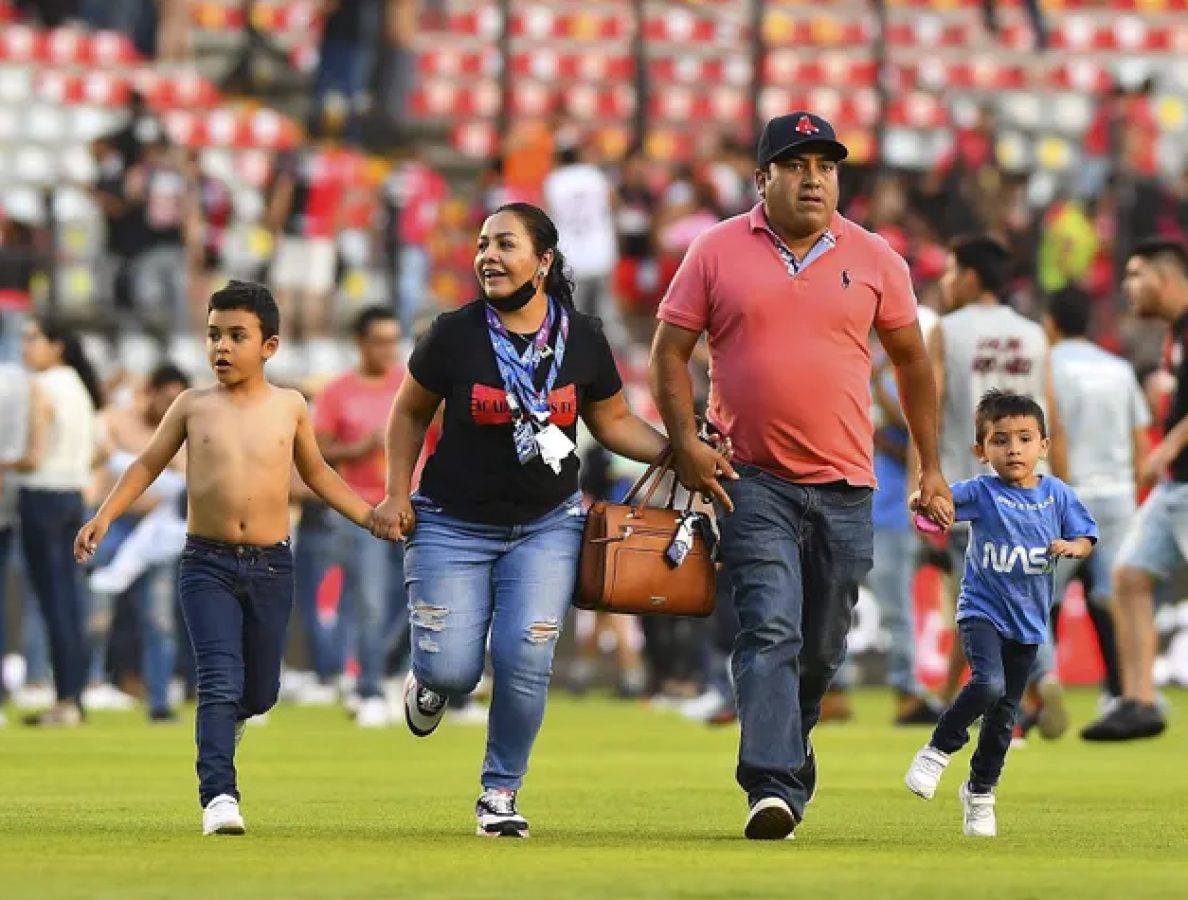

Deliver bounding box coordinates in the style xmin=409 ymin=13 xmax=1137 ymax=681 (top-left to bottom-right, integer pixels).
xmin=404 ymin=492 xmax=585 ymax=792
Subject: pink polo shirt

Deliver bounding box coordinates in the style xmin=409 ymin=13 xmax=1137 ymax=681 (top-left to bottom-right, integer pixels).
xmin=314 ymin=368 xmax=404 ymax=506
xmin=657 ymin=204 xmax=918 ymax=487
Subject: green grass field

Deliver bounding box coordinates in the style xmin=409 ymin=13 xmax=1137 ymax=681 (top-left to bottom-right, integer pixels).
xmin=1 ymin=690 xmax=1186 ymax=899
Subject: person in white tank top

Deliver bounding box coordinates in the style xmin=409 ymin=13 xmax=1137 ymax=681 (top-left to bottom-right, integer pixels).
xmin=921 ymin=236 xmax=1071 ymax=736
xmin=2 ymin=317 xmax=103 ymax=727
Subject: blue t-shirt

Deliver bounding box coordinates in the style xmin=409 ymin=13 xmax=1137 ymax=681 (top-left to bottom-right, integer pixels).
xmin=953 ymin=474 xmax=1099 ymax=644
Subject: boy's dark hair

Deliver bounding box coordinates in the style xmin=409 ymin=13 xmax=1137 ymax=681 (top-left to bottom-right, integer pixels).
xmin=353 ymin=305 xmax=398 ymax=338
xmin=208 ymin=280 xmax=280 ymax=339
xmin=1045 ymin=286 xmax=1092 ymax=338
xmin=1129 ymin=238 xmax=1188 ymax=276
xmin=148 ymin=362 xmax=190 ymax=391
xmin=976 ymin=389 xmax=1047 ymax=442
xmin=950 ymin=234 xmax=1012 ymax=296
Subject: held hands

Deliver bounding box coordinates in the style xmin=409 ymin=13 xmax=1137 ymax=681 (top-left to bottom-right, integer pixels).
xmin=370 ymin=495 xmax=415 ymax=542
xmin=916 ymin=468 xmax=954 ymax=532
xmin=74 ymin=517 xmax=110 ymax=563
xmin=671 ymin=436 xmax=738 ymax=514
xmin=1049 ymin=538 xmax=1092 ymax=560
xmin=908 ymin=471 xmax=955 ymax=535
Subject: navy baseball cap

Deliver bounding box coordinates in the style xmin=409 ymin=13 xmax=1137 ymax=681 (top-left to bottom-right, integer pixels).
xmin=757 ymin=112 xmax=849 ymax=167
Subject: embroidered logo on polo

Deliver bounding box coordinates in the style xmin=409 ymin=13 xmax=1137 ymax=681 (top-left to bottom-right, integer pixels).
xmin=842 ymin=270 xmax=851 ymax=289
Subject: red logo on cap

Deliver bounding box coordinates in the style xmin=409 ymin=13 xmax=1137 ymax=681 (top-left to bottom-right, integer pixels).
xmin=795 ymin=116 xmax=819 ymax=135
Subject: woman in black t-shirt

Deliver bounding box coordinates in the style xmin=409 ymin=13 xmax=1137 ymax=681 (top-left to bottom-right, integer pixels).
xmin=375 ymin=203 xmax=667 ymax=838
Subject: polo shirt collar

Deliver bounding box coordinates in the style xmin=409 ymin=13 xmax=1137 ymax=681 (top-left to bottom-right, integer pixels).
xmin=747 ymin=202 xmax=846 ymax=246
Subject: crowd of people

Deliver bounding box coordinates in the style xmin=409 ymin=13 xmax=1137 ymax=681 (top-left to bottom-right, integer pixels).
xmin=0 ymin=98 xmax=1185 ymax=841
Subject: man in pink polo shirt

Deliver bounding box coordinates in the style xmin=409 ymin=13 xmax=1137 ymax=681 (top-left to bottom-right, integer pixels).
xmin=650 ymin=112 xmax=953 ymax=840
xmin=315 ymin=305 xmax=406 ymax=728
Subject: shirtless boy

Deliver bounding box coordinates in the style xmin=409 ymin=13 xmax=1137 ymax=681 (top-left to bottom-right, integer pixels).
xmin=75 ymin=281 xmax=386 ymax=836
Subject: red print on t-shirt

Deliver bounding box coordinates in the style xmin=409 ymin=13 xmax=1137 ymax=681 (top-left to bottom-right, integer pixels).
xmin=471 ymin=384 xmax=577 ymax=427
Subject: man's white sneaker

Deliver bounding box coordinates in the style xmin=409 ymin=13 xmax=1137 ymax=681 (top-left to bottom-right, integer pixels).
xmin=356 ymin=697 xmax=392 ymax=728
xmin=403 ymin=672 xmax=447 ymax=737
xmin=744 ymin=796 xmax=798 ymax=841
xmin=202 ymin=794 xmax=246 ymax=836
xmin=959 ymin=782 xmax=997 ymax=837
xmin=905 ymin=745 xmax=950 ymax=800
xmin=475 ymin=789 xmax=529 ymax=838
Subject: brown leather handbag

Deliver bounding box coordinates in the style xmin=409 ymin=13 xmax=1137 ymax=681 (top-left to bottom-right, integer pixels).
xmin=574 ymin=448 xmax=717 ymax=618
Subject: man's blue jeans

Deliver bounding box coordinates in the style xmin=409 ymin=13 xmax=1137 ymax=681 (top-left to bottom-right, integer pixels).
xmin=334 ymin=518 xmax=406 ymax=699
xmin=718 ymin=464 xmax=874 ymax=820
xmin=294 ymin=512 xmax=338 ymax=682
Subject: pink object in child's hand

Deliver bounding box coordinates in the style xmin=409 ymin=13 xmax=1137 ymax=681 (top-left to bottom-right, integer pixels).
xmin=914 ymin=513 xmax=942 ymax=535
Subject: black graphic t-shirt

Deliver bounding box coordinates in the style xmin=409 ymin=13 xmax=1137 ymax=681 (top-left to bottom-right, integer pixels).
xmin=410 ymin=299 xmax=623 ymax=524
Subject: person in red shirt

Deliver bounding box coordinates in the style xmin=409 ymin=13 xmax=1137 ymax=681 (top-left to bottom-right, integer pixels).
xmin=385 ymin=155 xmax=449 ymax=332
xmin=314 ymin=305 xmax=405 ymax=727
xmin=650 ymin=112 xmax=952 ymax=840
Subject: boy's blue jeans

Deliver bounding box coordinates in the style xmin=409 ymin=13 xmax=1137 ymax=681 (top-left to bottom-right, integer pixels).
xmin=178 ymin=536 xmax=294 ymax=807
xmin=404 ymin=493 xmax=585 ymax=792
xmin=930 ymin=617 xmax=1038 ymax=793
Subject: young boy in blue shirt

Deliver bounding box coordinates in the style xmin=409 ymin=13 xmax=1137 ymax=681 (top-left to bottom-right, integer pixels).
xmin=904 ymin=389 xmax=1098 ymax=836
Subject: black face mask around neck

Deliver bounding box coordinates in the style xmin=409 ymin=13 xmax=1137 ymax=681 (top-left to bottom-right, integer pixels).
xmin=483 ymin=274 xmax=539 ymax=313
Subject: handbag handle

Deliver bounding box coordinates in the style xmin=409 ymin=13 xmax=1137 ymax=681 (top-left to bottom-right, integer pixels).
xmin=622 ymin=446 xmax=674 ymax=516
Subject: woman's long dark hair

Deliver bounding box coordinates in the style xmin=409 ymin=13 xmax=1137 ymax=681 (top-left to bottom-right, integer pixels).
xmin=495 ymin=202 xmax=577 ymax=309
xmin=36 ymin=316 xmax=104 ymax=410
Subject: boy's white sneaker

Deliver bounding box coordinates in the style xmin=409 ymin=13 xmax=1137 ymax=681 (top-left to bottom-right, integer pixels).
xmin=905 ymin=745 xmax=950 ymax=800
xmin=202 ymin=794 xmax=246 ymax=836
xmin=959 ymin=782 xmax=997 ymax=837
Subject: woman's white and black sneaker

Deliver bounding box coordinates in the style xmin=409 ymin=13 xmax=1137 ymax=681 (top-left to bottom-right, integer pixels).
xmin=403 ymin=672 xmax=447 ymax=737
xmin=475 ymin=789 xmax=530 ymax=838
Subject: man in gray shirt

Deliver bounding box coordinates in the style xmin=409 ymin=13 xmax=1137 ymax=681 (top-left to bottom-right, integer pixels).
xmin=1043 ymin=287 xmax=1150 ymax=722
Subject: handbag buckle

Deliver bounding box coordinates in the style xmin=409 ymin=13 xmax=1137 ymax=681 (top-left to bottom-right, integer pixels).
xmin=590 ymin=525 xmax=633 ymax=545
